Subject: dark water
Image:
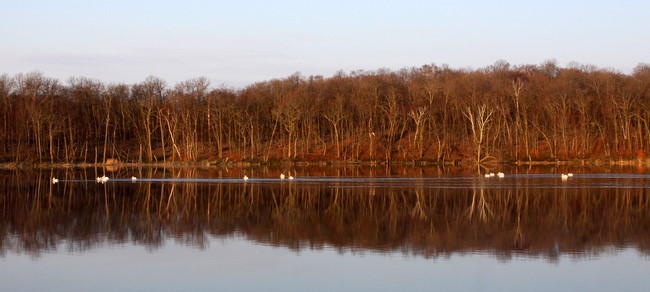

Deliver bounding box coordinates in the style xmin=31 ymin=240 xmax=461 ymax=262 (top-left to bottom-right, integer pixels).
xmin=1 ymin=166 xmax=650 ymax=291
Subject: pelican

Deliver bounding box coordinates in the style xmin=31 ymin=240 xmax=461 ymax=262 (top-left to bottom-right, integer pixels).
xmin=288 ymin=175 xmax=294 ymax=180
xmin=243 ymin=175 xmax=249 ymax=180
xmin=489 ymin=173 xmax=495 ymax=177
xmin=51 ymin=177 xmax=59 ymax=184
xmin=497 ymin=172 xmax=505 ymax=178
xmin=131 ymin=176 xmax=137 ymax=181
xmin=96 ymin=176 xmax=102 ymax=183
xmin=567 ymin=173 xmax=574 ymax=177
xmin=484 ymin=173 xmax=491 ymax=178
xmin=280 ymin=173 xmax=285 ymax=179
xmin=561 ymin=174 xmax=569 ymax=180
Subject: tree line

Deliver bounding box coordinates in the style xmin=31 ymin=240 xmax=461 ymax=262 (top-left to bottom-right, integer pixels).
xmin=2 ymin=60 xmax=650 ymax=164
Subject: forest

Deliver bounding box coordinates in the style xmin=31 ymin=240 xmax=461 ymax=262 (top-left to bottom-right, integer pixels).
xmin=1 ymin=60 xmax=650 ymax=165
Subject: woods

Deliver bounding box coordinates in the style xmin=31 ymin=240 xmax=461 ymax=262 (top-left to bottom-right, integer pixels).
xmin=2 ymin=60 xmax=650 ymax=164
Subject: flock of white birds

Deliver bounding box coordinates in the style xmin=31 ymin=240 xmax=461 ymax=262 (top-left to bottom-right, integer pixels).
xmin=483 ymin=172 xmax=574 ymax=180
xmin=50 ymin=172 xmax=579 ymax=184
xmin=244 ymin=173 xmax=294 ymax=181
xmin=51 ymin=173 xmax=298 ymax=184
xmin=50 ymin=172 xmax=581 ymax=184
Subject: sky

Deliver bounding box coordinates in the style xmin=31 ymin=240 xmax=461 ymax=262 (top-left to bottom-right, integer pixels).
xmin=1 ymin=0 xmax=648 ymax=88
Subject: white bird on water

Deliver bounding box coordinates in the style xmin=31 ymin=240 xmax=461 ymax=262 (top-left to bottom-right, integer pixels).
xmin=567 ymin=173 xmax=574 ymax=177
xmin=280 ymin=173 xmax=285 ymax=179
xmin=484 ymin=173 xmax=491 ymax=178
xmin=497 ymin=172 xmax=505 ymax=178
xmin=561 ymin=174 xmax=569 ymax=180
xmin=243 ymin=175 xmax=249 ymax=180
xmin=131 ymin=176 xmax=137 ymax=181
xmin=96 ymin=175 xmax=109 ymax=183
xmin=51 ymin=177 xmax=59 ymax=184
xmin=288 ymin=174 xmax=294 ymax=180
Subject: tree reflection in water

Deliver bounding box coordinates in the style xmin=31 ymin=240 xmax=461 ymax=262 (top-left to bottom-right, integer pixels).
xmin=1 ymin=166 xmax=649 ymax=262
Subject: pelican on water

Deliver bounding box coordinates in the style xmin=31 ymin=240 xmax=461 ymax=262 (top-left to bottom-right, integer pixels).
xmin=51 ymin=177 xmax=59 ymax=184
xmin=280 ymin=173 xmax=285 ymax=179
xmin=497 ymin=172 xmax=505 ymax=178
xmin=561 ymin=174 xmax=569 ymax=180
xmin=131 ymin=176 xmax=137 ymax=181
xmin=243 ymin=175 xmax=249 ymax=180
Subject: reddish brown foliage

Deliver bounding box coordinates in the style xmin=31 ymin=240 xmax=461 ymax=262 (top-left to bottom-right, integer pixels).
xmin=1 ymin=61 xmax=650 ymax=164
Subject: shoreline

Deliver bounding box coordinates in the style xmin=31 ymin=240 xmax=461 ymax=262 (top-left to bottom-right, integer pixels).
xmin=2 ymin=158 xmax=650 ymax=169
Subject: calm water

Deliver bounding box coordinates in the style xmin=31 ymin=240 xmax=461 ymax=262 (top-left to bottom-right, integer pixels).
xmin=1 ymin=166 xmax=650 ymax=291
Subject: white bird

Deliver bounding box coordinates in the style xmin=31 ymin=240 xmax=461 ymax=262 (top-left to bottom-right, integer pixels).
xmin=243 ymin=175 xmax=249 ymax=180
xmin=131 ymin=176 xmax=137 ymax=181
xmin=96 ymin=177 xmax=102 ymax=183
xmin=567 ymin=173 xmax=574 ymax=177
xmin=101 ymin=175 xmax=109 ymax=183
xmin=280 ymin=173 xmax=285 ymax=179
xmin=288 ymin=175 xmax=294 ymax=180
xmin=484 ymin=173 xmax=491 ymax=178
xmin=489 ymin=173 xmax=495 ymax=177
xmin=497 ymin=172 xmax=505 ymax=178
xmin=561 ymin=174 xmax=569 ymax=180
xmin=51 ymin=177 xmax=59 ymax=184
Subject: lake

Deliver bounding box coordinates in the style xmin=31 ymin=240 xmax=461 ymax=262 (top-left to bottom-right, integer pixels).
xmin=1 ymin=165 xmax=650 ymax=291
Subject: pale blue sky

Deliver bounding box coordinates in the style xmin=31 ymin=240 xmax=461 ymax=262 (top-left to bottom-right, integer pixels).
xmin=1 ymin=0 xmax=648 ymax=87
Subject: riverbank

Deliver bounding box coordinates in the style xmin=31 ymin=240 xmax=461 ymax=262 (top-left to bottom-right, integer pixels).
xmin=2 ymin=157 xmax=650 ymax=170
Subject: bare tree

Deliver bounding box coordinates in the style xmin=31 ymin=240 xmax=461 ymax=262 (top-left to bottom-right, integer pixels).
xmin=408 ymin=107 xmax=427 ymax=158
xmin=464 ymin=104 xmax=495 ymax=163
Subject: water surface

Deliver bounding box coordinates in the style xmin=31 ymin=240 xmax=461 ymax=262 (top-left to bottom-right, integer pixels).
xmin=1 ymin=166 xmax=649 ymax=291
